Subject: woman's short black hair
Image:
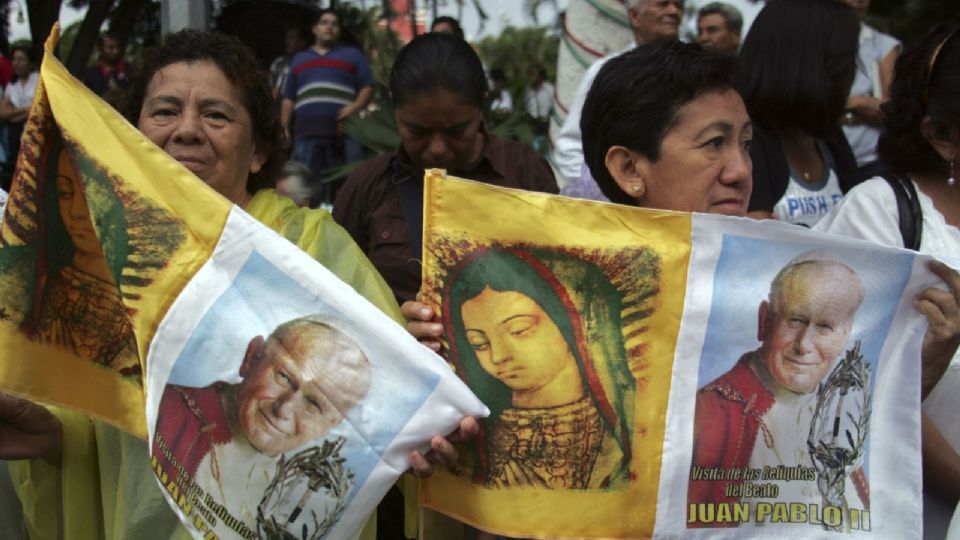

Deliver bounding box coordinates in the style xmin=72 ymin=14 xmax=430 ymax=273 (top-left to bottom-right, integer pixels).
xmin=125 ymin=30 xmax=282 ymax=193
xmin=878 ymin=23 xmax=960 ymax=176
xmin=389 ymin=32 xmax=487 ymax=109
xmin=738 ymin=0 xmax=859 ymax=137
xmin=581 ymin=40 xmax=740 ymax=205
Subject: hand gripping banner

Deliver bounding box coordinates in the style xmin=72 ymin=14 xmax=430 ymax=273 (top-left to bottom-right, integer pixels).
xmin=420 ymin=170 xmax=938 ymax=539
xmin=0 ymin=27 xmax=487 ymax=540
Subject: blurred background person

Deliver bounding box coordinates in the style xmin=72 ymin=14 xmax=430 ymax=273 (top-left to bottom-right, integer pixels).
xmin=696 ymin=2 xmax=742 ymax=55
xmin=0 ymin=42 xmax=37 ymax=192
xmin=840 ymin=0 xmax=901 ymax=181
xmin=81 ymin=32 xmax=129 ymax=98
xmin=488 ymin=67 xmax=512 ymax=117
xmin=269 ymin=25 xmax=309 ymax=101
xmin=555 ymin=0 xmax=683 ymax=188
xmin=281 ymin=8 xmax=373 ymax=207
xmin=430 ymin=15 xmax=465 ymax=39
xmin=524 ymin=65 xmax=553 ymax=155
xmin=740 ymin=0 xmax=861 ymax=227
xmin=276 ymin=160 xmax=313 ymax=207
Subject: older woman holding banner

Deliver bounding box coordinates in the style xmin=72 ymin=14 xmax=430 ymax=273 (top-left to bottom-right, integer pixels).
xmin=0 ymin=29 xmax=473 ymax=540
xmin=404 ymin=39 xmax=960 ymax=537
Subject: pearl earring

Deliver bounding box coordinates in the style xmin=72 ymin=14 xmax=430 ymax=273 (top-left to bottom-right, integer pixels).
xmin=950 ymin=160 xmax=957 ymax=187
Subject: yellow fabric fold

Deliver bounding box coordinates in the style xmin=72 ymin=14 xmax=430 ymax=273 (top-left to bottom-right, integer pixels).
xmin=9 ymin=190 xmax=398 ymax=540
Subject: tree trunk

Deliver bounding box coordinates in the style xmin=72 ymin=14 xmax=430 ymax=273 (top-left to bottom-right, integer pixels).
xmin=27 ymin=0 xmax=62 ymax=56
xmin=107 ymin=0 xmax=150 ymax=50
xmin=65 ymin=0 xmax=115 ymax=76
xmin=409 ymin=0 xmax=417 ymax=38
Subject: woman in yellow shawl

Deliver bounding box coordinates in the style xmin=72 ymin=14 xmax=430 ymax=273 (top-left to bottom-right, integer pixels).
xmin=1 ymin=29 xmax=467 ymax=540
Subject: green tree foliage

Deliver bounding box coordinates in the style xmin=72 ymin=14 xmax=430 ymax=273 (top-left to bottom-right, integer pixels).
xmin=868 ymin=0 xmax=956 ymax=46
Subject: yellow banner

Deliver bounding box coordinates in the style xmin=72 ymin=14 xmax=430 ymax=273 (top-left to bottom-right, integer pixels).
xmin=0 ymin=25 xmax=232 ymax=437
xmin=419 ymin=170 xmax=691 ymax=538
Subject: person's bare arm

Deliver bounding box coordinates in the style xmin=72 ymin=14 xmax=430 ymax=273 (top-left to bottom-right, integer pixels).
xmin=0 ymin=95 xmax=19 ymax=122
xmin=922 ymin=413 xmax=960 ymax=506
xmin=337 ymin=85 xmax=373 ymax=121
xmin=916 ymin=261 xmax=960 ymax=398
xmin=280 ymin=97 xmax=294 ymax=147
xmin=879 ymin=45 xmax=900 ymax=100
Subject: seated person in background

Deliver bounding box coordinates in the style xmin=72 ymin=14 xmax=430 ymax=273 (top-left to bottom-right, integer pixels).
xmin=838 ymin=0 xmax=900 ymax=181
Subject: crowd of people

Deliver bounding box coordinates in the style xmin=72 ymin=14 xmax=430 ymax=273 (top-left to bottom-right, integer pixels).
xmin=0 ymin=0 xmax=959 ymax=539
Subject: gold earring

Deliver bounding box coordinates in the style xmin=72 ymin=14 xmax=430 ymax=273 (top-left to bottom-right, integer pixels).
xmin=631 ymin=183 xmax=641 ymax=193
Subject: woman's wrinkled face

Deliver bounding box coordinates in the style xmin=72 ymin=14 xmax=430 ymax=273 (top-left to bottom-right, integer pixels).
xmin=634 ymin=89 xmax=753 ymax=216
xmin=461 ymin=287 xmax=579 ymax=395
xmin=137 ymin=61 xmax=265 ymax=204
xmin=394 ymin=88 xmax=484 ymax=171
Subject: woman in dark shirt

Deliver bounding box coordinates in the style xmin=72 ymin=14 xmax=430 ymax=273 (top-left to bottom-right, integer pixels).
xmin=332 ymin=33 xmax=557 ymax=305
xmin=740 ymin=0 xmax=861 ymax=227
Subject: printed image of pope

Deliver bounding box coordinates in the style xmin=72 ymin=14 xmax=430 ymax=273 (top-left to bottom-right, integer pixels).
xmin=688 ymin=254 xmax=870 ymax=527
xmin=152 ymin=315 xmax=371 ymax=538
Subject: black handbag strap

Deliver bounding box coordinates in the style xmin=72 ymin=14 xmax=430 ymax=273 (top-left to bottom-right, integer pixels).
xmin=390 ymin=157 xmax=424 ymax=259
xmin=881 ymin=173 xmax=923 ymax=251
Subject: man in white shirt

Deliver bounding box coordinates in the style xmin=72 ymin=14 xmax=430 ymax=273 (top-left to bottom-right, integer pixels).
xmin=554 ymin=0 xmax=683 ymax=186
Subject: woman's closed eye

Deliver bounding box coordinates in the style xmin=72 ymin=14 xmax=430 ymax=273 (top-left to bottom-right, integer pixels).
xmin=504 ymin=315 xmax=537 ymax=337
xmin=466 ymin=330 xmax=490 ymax=351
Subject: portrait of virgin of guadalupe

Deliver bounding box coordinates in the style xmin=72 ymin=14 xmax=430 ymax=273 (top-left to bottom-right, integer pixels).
xmin=443 ymin=247 xmax=653 ymax=490
xmin=19 ymin=149 xmax=138 ymax=373
xmin=1 ymin=136 xmax=185 ymax=379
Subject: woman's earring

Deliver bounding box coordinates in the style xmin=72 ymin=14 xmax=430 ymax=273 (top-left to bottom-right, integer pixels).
xmin=631 ymin=184 xmax=641 ymax=193
xmin=949 ymin=160 xmax=957 ymax=187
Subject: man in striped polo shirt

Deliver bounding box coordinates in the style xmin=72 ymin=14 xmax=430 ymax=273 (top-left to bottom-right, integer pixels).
xmin=281 ymin=8 xmax=373 ymax=205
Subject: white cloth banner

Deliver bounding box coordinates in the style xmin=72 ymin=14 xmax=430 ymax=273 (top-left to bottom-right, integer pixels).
xmin=146 ymin=207 xmax=488 ymax=540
